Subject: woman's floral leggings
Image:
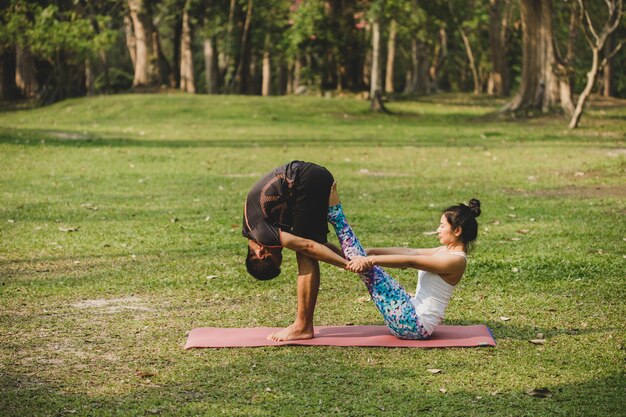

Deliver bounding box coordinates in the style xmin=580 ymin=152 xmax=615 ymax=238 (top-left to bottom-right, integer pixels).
xmin=328 ymin=203 xmax=429 ymax=339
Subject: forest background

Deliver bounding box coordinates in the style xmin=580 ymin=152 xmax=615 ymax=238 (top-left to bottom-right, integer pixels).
xmin=1 ymin=0 xmax=624 ymax=128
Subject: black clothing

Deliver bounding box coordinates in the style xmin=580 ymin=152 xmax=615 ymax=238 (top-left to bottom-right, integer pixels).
xmin=242 ymin=161 xmax=334 ymax=247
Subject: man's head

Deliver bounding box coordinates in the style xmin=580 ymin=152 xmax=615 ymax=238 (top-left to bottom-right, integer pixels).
xmin=246 ymin=240 xmax=283 ymax=280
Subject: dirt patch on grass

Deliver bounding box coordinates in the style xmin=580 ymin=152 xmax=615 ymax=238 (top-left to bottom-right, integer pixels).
xmin=71 ymin=296 xmax=154 ymax=313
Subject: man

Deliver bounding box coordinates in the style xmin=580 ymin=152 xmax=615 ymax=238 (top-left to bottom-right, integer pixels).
xmin=243 ymin=161 xmax=347 ymax=341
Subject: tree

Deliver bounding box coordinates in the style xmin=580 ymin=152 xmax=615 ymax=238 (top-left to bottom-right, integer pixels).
xmin=384 ymin=18 xmax=397 ymax=93
xmin=504 ymin=0 xmax=575 ymax=115
xmin=488 ymin=0 xmax=512 ymax=95
xmin=367 ymin=0 xmax=389 ymax=112
xmin=126 ymin=0 xmax=170 ymax=88
xmin=179 ymin=0 xmax=195 ymax=92
xmin=447 ymin=0 xmax=485 ymax=95
xmin=569 ymin=0 xmax=624 ymax=128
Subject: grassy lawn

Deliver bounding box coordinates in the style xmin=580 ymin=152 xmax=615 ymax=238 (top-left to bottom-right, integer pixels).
xmin=1 ymin=93 xmax=624 ymax=416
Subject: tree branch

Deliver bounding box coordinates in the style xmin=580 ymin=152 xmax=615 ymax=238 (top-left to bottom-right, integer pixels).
xmin=598 ymin=38 xmax=625 ymax=72
xmin=578 ymin=0 xmax=599 ymax=43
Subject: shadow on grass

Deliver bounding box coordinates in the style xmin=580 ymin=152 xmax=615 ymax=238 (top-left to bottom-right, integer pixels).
xmin=0 ymin=361 xmax=624 ymax=416
xmin=444 ymin=319 xmax=600 ymax=342
xmin=0 ymin=125 xmax=618 ymax=150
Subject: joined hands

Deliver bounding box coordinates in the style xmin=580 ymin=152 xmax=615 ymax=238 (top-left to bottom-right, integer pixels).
xmin=346 ymin=256 xmax=375 ymax=273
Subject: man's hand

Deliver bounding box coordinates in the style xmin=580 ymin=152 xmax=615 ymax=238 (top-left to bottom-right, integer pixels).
xmin=346 ymin=256 xmax=374 ymax=273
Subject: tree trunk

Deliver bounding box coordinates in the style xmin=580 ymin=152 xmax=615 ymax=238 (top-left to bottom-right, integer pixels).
xmin=278 ymin=62 xmax=288 ymax=95
xmin=369 ymin=20 xmax=381 ymax=103
xmin=602 ymin=35 xmax=614 ymax=96
xmin=128 ymin=0 xmax=155 ymax=87
xmin=369 ymin=19 xmax=389 ymax=113
xmin=292 ymin=57 xmax=302 ymax=93
xmin=384 ymin=19 xmax=396 ymax=94
xmin=459 ymin=27 xmax=480 ymax=94
xmin=488 ymin=0 xmax=509 ymax=96
xmin=404 ymin=38 xmax=419 ymax=94
xmin=124 ymin=14 xmax=137 ymax=69
xmin=223 ymin=0 xmax=237 ymax=87
xmin=0 ymin=48 xmax=19 ymax=100
xmin=15 ymin=44 xmax=38 ymax=98
xmin=233 ymin=0 xmax=253 ymax=94
xmin=204 ymin=36 xmax=218 ymax=94
xmin=418 ymin=42 xmax=432 ymax=94
xmin=569 ymin=48 xmax=599 ymax=128
xmin=261 ymin=35 xmax=271 ymax=96
xmin=85 ymin=58 xmax=95 ymax=96
xmin=172 ymin=10 xmax=183 ymax=88
xmin=505 ymin=0 xmax=573 ymax=114
xmin=179 ymin=3 xmax=195 ymax=93
xmin=569 ymin=0 xmax=623 ymax=128
xmin=429 ymin=27 xmax=447 ymax=92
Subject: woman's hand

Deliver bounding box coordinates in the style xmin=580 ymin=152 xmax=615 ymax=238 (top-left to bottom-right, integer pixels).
xmin=346 ymin=256 xmax=374 ymax=273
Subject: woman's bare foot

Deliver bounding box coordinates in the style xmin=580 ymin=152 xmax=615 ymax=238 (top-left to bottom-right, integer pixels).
xmin=329 ymin=182 xmax=340 ymax=206
xmin=266 ymin=322 xmax=314 ymax=342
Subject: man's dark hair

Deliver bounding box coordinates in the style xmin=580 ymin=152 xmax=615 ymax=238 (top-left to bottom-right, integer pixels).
xmin=245 ymin=246 xmax=281 ymax=280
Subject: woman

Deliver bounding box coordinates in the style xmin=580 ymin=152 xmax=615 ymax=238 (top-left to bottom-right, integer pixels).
xmin=328 ymin=184 xmax=481 ymax=339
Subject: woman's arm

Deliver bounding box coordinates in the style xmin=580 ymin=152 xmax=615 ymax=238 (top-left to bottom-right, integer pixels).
xmin=366 ymin=247 xmax=442 ymax=256
xmin=348 ymin=253 xmax=464 ymax=276
xmin=281 ymin=231 xmax=348 ymax=269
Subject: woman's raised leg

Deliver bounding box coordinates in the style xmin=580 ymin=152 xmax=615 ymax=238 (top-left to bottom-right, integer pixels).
xmin=327 ymin=202 xmax=428 ymax=339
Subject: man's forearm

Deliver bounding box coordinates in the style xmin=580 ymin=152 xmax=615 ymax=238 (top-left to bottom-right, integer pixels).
xmin=281 ymin=232 xmax=347 ymax=269
xmin=302 ymin=241 xmax=347 ymax=269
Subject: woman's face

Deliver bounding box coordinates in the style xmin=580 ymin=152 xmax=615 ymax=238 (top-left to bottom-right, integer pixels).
xmin=437 ymin=214 xmax=461 ymax=245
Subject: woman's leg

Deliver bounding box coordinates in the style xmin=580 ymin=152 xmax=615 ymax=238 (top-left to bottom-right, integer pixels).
xmin=328 ymin=204 xmax=428 ymax=339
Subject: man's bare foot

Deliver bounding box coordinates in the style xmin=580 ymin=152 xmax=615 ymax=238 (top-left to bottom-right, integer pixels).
xmin=267 ymin=323 xmax=314 ymax=342
xmin=329 ymin=182 xmax=340 ymax=206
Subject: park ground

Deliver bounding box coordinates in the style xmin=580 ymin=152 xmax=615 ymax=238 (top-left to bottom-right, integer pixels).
xmin=0 ymin=93 xmax=625 ymax=416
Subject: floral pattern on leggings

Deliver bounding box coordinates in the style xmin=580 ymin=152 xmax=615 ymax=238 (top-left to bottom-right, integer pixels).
xmin=328 ymin=204 xmax=429 ymax=339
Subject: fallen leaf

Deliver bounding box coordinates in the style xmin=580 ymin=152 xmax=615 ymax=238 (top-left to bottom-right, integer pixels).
xmin=500 ymin=316 xmax=510 ymax=321
xmin=526 ymin=388 xmax=552 ymax=398
xmin=517 ymin=229 xmax=529 ymax=234
xmin=511 ymin=267 xmax=519 ymax=273
xmin=492 ymin=220 xmax=500 ymax=225
xmin=529 ymin=339 xmax=546 ymax=345
xmin=439 ymin=388 xmax=447 ymax=394
xmin=357 ymin=296 xmax=371 ymax=303
xmin=536 ymin=332 xmax=544 ymax=339
xmin=265 ymin=387 xmax=272 ymax=392
xmin=206 ymin=275 xmax=218 ymax=280
xmin=510 ymin=237 xmax=521 ymax=241
xmin=574 ymin=171 xmax=585 ymax=177
xmin=136 ymin=371 xmax=155 ymax=378
xmin=204 ymin=215 xmax=211 ymax=221
xmin=422 ymin=231 xmax=438 ymax=236
xmin=508 ymin=214 xmax=517 ymax=218
xmin=58 ymin=226 xmax=79 ymax=232
xmin=8 ymin=219 xmax=15 ymax=223
xmin=427 ymin=369 xmax=442 ymax=374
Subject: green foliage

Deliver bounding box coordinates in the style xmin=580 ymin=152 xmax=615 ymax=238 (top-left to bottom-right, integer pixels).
xmin=27 ymin=5 xmax=116 ymax=63
xmin=94 ymin=67 xmax=133 ymax=93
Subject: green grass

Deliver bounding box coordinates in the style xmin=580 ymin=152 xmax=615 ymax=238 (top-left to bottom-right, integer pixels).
xmin=1 ymin=93 xmax=625 ymax=416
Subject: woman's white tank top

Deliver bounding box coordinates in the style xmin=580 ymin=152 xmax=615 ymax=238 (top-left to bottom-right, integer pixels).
xmin=410 ymin=251 xmax=466 ymax=335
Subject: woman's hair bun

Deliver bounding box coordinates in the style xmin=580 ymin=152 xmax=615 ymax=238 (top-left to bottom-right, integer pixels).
xmin=468 ymin=199 xmax=481 ymax=217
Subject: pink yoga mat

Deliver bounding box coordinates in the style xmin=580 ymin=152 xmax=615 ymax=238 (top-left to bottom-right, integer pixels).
xmin=184 ymin=325 xmax=496 ymax=349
